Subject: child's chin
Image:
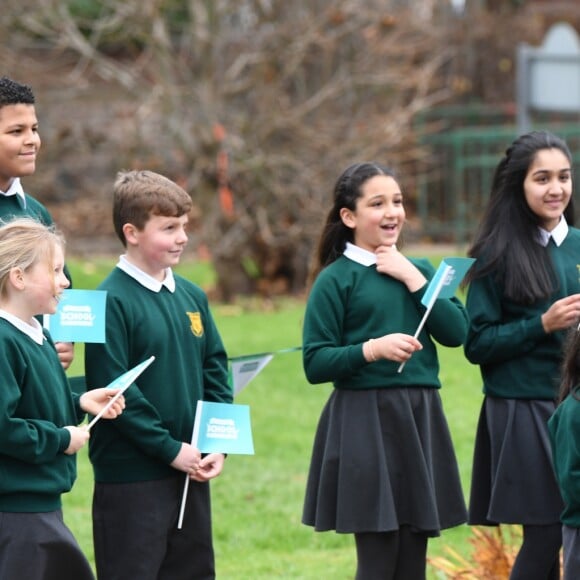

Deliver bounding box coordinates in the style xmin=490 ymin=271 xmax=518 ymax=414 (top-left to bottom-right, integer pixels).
xmin=20 ymin=163 xmax=36 ymax=177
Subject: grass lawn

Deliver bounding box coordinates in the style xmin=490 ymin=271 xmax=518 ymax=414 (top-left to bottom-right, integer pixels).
xmin=61 ymin=255 xmax=502 ymax=579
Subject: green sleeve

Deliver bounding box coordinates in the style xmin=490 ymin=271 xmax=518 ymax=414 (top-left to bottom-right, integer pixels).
xmin=0 ymin=342 xmax=71 ymax=462
xmin=464 ymin=273 xmax=545 ymax=365
xmin=550 ymin=398 xmax=580 ymax=519
xmin=411 ymin=259 xmax=469 ymax=347
xmin=302 ymin=270 xmax=367 ymax=385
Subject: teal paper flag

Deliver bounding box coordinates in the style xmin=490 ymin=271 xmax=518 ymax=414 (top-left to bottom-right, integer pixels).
xmin=44 ymin=289 xmax=107 ymax=343
xmin=398 ymin=256 xmax=475 ymax=374
xmin=177 ymin=400 xmax=254 ymax=528
xmin=192 ymin=401 xmax=254 ymax=455
xmin=87 ymin=355 xmax=155 ymax=430
xmin=103 ymin=355 xmax=156 ymax=392
xmin=421 ymin=257 xmax=475 ymax=308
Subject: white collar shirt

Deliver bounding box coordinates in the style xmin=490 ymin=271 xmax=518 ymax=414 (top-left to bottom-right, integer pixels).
xmin=537 ymin=216 xmax=568 ymax=247
xmin=343 ymin=242 xmax=378 ymax=266
xmin=117 ymin=254 xmax=176 ymax=293
xmin=0 ymin=309 xmax=45 ymax=344
xmin=0 ymin=178 xmax=26 ymax=208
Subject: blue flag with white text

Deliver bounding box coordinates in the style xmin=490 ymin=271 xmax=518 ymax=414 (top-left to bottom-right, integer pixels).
xmin=192 ymin=401 xmax=254 ymax=455
xmin=44 ymin=289 xmax=107 ymax=343
xmin=421 ymin=257 xmax=475 ymax=309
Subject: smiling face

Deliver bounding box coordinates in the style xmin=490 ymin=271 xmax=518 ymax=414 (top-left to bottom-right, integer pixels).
xmin=22 ymin=242 xmax=69 ymax=318
xmin=0 ymin=104 xmax=41 ymax=191
xmin=125 ymin=213 xmax=189 ymax=279
xmin=339 ymin=174 xmax=405 ymax=252
xmin=523 ymin=148 xmax=572 ymax=231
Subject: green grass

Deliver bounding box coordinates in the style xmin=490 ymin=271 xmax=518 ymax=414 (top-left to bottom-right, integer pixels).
xmin=62 ymin=256 xmax=490 ymax=579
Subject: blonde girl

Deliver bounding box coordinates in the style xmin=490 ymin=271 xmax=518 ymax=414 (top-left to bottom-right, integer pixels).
xmin=0 ymin=218 xmax=124 ymax=580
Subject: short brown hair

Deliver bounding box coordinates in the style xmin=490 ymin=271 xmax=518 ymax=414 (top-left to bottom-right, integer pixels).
xmin=112 ymin=170 xmax=193 ymax=246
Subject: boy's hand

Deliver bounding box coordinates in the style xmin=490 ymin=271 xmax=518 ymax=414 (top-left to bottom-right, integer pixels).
xmin=191 ymin=453 xmax=226 ymax=482
xmin=170 ymin=443 xmax=201 ymax=474
xmin=55 ymin=342 xmax=74 ymax=370
xmin=64 ymin=425 xmax=90 ymax=455
xmin=79 ymin=388 xmax=126 ymax=419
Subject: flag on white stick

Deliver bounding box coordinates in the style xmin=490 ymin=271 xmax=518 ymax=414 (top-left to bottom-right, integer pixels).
xmin=177 ymin=402 xmax=203 ymax=530
xmin=177 ymin=401 xmax=254 ymax=529
xmin=398 ymin=257 xmax=475 ymax=373
xmin=87 ymin=355 xmax=155 ymax=430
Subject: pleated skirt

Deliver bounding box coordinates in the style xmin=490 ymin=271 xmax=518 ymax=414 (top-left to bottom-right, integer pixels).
xmin=302 ymin=387 xmax=467 ymax=536
xmin=468 ymin=396 xmax=564 ymax=526
xmin=0 ymin=510 xmax=95 ymax=580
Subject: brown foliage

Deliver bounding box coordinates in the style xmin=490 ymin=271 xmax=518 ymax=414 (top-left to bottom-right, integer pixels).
xmin=429 ymin=526 xmax=520 ymax=579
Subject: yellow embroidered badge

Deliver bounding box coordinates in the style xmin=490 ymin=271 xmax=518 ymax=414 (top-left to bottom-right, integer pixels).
xmin=187 ymin=312 xmax=203 ymax=337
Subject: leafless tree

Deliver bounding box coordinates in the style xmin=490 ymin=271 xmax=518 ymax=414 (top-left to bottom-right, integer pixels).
xmin=1 ymin=0 xmax=556 ymax=299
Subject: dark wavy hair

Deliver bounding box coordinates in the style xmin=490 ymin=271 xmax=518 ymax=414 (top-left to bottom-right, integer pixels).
xmin=464 ymin=131 xmax=574 ymax=304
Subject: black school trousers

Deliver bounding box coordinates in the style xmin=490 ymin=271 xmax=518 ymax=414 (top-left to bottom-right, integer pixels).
xmin=93 ymin=475 xmax=214 ymax=580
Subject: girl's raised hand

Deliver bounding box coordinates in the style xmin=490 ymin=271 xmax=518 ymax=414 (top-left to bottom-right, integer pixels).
xmin=375 ymin=245 xmax=426 ymax=292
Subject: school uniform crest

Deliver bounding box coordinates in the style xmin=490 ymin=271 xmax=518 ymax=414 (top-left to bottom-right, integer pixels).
xmin=187 ymin=312 xmax=203 ymax=337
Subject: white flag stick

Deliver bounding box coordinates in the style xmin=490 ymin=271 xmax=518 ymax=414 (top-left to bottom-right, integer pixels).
xmin=177 ymin=400 xmax=204 ymax=530
xmin=397 ymin=307 xmax=432 ymax=373
xmin=397 ymin=265 xmax=452 ymax=373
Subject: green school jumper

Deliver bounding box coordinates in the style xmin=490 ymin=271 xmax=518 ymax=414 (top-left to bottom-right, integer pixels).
xmin=301 ymin=249 xmax=468 ymax=536
xmin=303 ymin=255 xmax=469 ymax=389
xmin=549 ymin=391 xmax=580 ymax=528
xmin=85 ymin=267 xmax=232 ymax=483
xmin=0 ymin=319 xmax=81 ymax=513
xmin=465 ymin=228 xmax=580 ymax=400
xmin=0 ymin=190 xmax=54 ymax=225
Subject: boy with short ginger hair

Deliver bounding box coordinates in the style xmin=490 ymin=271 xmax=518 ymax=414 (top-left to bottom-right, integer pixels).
xmin=85 ymin=169 xmax=232 ymax=580
xmin=0 ymin=76 xmax=74 ymax=369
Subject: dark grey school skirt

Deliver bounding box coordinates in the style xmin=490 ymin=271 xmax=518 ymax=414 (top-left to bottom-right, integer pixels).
xmin=302 ymin=387 xmax=467 ymax=537
xmin=468 ymin=396 xmax=564 ymax=526
xmin=0 ymin=510 xmax=94 ymax=580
